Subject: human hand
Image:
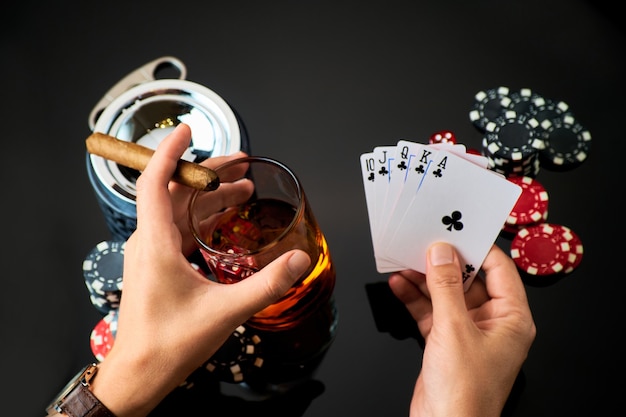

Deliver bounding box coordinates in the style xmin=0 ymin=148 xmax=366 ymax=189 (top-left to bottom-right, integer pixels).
xmin=388 ymin=242 xmax=536 ymax=417
xmin=89 ymin=124 xmax=311 ymax=417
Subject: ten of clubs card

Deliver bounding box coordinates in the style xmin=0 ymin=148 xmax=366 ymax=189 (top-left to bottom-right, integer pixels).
xmin=360 ymin=140 xmax=522 ymax=291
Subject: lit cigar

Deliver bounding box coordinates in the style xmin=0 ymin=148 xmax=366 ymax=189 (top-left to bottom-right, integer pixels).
xmin=86 ymin=132 xmax=220 ymax=191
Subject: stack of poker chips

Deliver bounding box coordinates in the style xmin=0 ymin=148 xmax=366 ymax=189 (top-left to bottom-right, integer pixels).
xmin=469 ymin=86 xmax=591 ymax=177
xmin=428 ymin=98 xmax=586 ymax=279
xmin=83 ymin=241 xmax=124 ymax=316
xmin=463 ymin=86 xmax=588 ymax=279
xmin=502 ymin=176 xmax=549 ymax=236
xmin=82 ymin=240 xmax=124 ymax=361
xmin=502 ymin=177 xmax=584 ymax=277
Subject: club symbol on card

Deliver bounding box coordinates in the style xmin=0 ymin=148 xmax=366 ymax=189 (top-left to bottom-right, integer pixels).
xmin=462 ymin=264 xmax=475 ymax=283
xmin=442 ymin=211 xmax=464 ymax=231
xmin=378 ymin=166 xmax=389 ymax=176
xmin=367 ymin=172 xmax=375 ymax=182
xmin=432 ymin=168 xmax=443 ymax=178
xmin=397 ymin=161 xmax=407 ymax=170
xmin=415 ymin=164 xmax=425 ymax=174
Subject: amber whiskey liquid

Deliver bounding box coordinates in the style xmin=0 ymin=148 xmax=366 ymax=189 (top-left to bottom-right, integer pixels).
xmin=199 ymin=197 xmax=337 ymax=391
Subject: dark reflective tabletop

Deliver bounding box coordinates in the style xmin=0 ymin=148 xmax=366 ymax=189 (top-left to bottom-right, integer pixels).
xmin=3 ymin=1 xmax=623 ymax=415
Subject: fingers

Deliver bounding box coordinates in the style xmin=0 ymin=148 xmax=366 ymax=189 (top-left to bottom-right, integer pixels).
xmin=199 ymin=151 xmax=248 ymax=171
xmin=135 ymin=124 xmax=192 ymax=228
xmin=424 ymin=242 xmax=468 ymax=320
xmin=205 ymin=157 xmax=251 ymax=183
xmin=168 ymin=150 xmax=248 ymax=202
xmin=388 ymin=272 xmax=435 ymax=339
xmin=388 ymin=243 xmax=468 ymax=327
xmin=229 ymin=249 xmax=311 ymax=319
xmin=388 ymin=272 xmax=425 ymax=308
xmin=191 ymin=179 xmax=255 ymax=219
xmin=480 ymin=244 xmax=528 ymax=304
xmin=463 ymin=276 xmax=489 ymax=310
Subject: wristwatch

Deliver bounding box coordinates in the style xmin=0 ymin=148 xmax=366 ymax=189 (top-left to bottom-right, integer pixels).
xmin=46 ymin=363 xmax=115 ymax=417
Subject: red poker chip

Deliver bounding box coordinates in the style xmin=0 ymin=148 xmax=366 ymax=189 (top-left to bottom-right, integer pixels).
xmin=506 ymin=176 xmax=549 ymax=226
xmin=510 ymin=223 xmax=572 ymax=276
xmin=502 ymin=209 xmax=548 ymax=236
xmin=90 ymin=310 xmax=118 ymax=361
xmin=558 ymin=225 xmax=584 ymax=274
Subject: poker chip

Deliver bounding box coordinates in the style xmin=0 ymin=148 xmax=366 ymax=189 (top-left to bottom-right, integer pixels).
xmin=83 ymin=240 xmax=125 ymax=293
xmin=90 ymin=309 xmax=118 ymax=361
xmin=481 ymin=110 xmax=544 ymax=178
xmin=83 ymin=240 xmax=125 ymax=315
xmin=469 ymin=86 xmax=511 ymax=133
xmin=510 ymin=223 xmax=574 ymax=276
xmin=429 ymin=130 xmax=457 ymax=144
xmin=202 ymin=324 xmax=263 ymax=383
xmin=501 ymin=88 xmax=542 ymax=117
xmin=486 ymin=152 xmax=541 ymax=178
xmin=501 ymin=210 xmax=548 ymax=237
xmin=505 ymin=176 xmax=549 ymax=226
xmin=88 ymin=290 xmax=121 ymax=316
xmin=538 ymin=115 xmax=591 ymax=170
xmin=483 ymin=110 xmax=544 ymax=161
xmin=558 ymin=225 xmax=584 ymax=274
xmin=528 ymin=97 xmax=574 ymax=131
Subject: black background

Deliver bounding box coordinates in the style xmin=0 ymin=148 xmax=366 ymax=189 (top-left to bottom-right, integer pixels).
xmin=2 ymin=1 xmax=624 ymax=415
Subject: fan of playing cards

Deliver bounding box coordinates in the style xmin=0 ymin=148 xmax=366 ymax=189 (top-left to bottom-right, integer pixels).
xmin=360 ymin=139 xmax=522 ymax=291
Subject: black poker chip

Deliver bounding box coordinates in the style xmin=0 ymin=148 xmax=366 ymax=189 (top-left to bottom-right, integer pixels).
xmin=482 ymin=110 xmax=543 ymax=161
xmin=486 ymin=153 xmax=541 ymax=179
xmin=201 ymin=324 xmax=264 ymax=384
xmin=87 ymin=290 xmax=121 ymax=316
xmin=501 ymin=88 xmax=543 ymax=117
xmin=83 ymin=240 xmax=125 ymax=293
xmin=469 ymin=86 xmax=511 ymax=133
xmin=538 ymin=115 xmax=591 ymax=170
xmin=528 ymin=97 xmax=574 ymax=132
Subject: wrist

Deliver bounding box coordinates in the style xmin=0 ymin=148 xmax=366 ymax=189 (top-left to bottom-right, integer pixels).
xmin=46 ymin=363 xmax=115 ymax=417
xmin=411 ymin=377 xmax=505 ymax=417
xmin=90 ymin=348 xmax=190 ymax=417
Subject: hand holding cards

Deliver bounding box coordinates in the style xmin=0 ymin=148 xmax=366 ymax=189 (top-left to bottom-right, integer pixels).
xmin=360 ymin=140 xmax=522 ymax=291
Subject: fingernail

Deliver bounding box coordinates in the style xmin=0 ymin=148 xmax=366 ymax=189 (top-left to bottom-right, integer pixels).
xmin=430 ymin=243 xmax=454 ymax=266
xmin=287 ymin=251 xmax=311 ymax=277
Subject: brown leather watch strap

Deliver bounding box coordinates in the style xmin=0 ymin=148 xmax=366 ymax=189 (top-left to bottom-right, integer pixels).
xmin=62 ymin=383 xmax=115 ymax=417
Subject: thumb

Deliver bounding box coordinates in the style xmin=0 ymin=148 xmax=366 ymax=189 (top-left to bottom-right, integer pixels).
xmin=233 ymin=249 xmax=311 ymax=315
xmin=425 ymin=242 xmax=467 ymax=319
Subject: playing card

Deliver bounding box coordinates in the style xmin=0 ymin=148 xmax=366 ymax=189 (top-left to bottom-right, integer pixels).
xmin=382 ymin=149 xmax=521 ymax=290
xmin=359 ymin=151 xmax=399 ymax=272
xmin=379 ymin=140 xmax=465 ymax=225
xmin=430 ymin=142 xmax=490 ymax=169
xmin=377 ymin=141 xmax=438 ymax=252
xmin=376 ymin=140 xmax=486 ymax=268
xmin=371 ymin=145 xmax=397 ymax=222
xmin=379 ymin=141 xmax=489 ymax=240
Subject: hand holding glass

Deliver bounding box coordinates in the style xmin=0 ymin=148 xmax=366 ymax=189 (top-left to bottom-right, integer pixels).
xmin=188 ymin=156 xmax=335 ymax=330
